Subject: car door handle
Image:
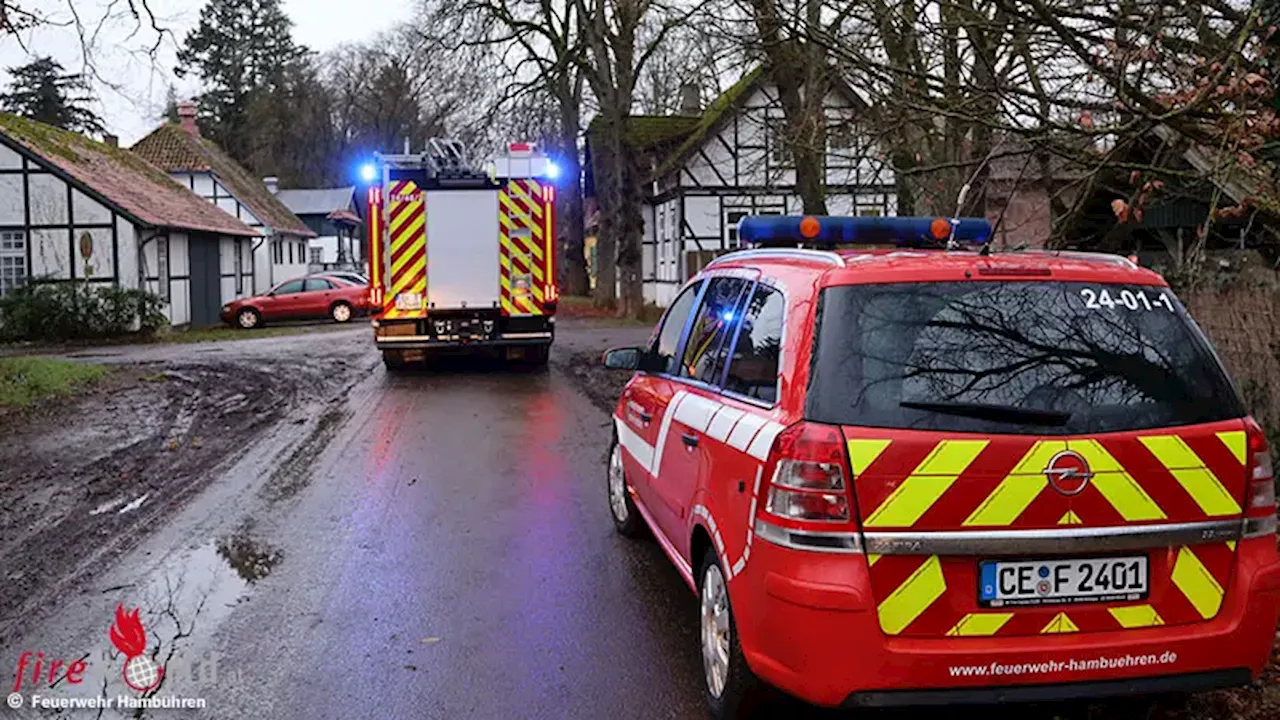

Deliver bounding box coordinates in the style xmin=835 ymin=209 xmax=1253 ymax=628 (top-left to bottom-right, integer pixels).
xmin=639 ymin=411 xmax=652 ymax=423
xmin=681 ymin=432 xmax=699 ymax=448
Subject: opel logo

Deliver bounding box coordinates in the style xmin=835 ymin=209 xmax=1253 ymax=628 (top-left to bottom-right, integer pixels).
xmin=1044 ymin=450 xmax=1093 ymax=496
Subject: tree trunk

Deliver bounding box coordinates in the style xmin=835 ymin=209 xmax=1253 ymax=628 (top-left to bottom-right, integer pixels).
xmin=557 ymin=99 xmax=589 ymax=296
xmin=615 ymin=128 xmax=644 ymax=317
xmin=591 ymin=118 xmax=619 ymax=309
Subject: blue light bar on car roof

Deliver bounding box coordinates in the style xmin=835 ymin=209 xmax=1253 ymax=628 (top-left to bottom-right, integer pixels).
xmin=736 ymin=215 xmax=993 ymax=247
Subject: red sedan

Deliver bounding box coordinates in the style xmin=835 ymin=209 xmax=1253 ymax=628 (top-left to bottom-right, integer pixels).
xmin=222 ymin=275 xmax=370 ymax=329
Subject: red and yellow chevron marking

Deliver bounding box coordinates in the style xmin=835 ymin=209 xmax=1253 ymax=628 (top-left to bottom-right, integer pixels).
xmin=847 ymin=422 xmax=1247 ymax=638
xmin=499 ymin=179 xmax=549 ymax=316
xmin=384 ymin=180 xmax=427 ymax=319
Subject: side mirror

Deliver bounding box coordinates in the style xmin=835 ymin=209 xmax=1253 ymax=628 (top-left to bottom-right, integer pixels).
xmin=602 ymin=346 xmax=642 ymax=370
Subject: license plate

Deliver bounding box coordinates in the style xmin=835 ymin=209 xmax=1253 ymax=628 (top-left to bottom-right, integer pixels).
xmin=979 ymin=556 xmax=1148 ymax=607
xmin=395 ymin=292 xmax=423 ymax=310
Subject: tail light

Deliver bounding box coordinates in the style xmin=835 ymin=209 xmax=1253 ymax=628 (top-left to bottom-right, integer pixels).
xmin=1244 ymin=418 xmax=1277 ymax=538
xmin=754 ymin=422 xmax=862 ymax=553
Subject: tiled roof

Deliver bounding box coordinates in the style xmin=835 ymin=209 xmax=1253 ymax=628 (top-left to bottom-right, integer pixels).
xmin=0 ymin=114 xmax=258 ymax=237
xmin=275 ymin=187 xmax=357 ymax=216
xmin=131 ymin=124 xmax=315 ymax=237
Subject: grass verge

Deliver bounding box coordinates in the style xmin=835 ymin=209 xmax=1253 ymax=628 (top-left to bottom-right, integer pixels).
xmin=0 ymin=357 xmax=107 ymax=407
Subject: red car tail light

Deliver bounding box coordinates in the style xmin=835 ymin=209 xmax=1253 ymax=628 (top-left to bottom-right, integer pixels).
xmin=1244 ymin=418 xmax=1276 ymax=538
xmin=760 ymin=422 xmax=857 ymax=528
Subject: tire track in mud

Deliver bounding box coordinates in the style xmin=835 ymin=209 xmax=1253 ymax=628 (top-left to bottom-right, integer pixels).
xmin=0 ymin=357 xmax=365 ymax=639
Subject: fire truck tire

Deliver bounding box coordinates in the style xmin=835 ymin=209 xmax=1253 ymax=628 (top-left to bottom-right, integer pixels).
xmin=527 ymin=344 xmax=550 ymax=366
xmin=330 ymin=301 xmax=353 ymax=323
xmin=699 ymin=548 xmax=761 ymax=720
xmin=607 ymin=436 xmax=645 ymax=538
xmin=382 ymin=350 xmax=407 ymax=371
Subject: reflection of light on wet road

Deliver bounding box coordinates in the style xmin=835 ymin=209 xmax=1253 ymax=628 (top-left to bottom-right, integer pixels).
xmin=503 ymin=384 xmax=600 ymax=709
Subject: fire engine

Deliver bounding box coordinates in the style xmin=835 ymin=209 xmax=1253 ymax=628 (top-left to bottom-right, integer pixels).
xmin=365 ymin=140 xmax=558 ymax=369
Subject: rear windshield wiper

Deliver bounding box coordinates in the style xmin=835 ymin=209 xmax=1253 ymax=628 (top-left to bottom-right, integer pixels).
xmin=900 ymin=400 xmax=1071 ymax=426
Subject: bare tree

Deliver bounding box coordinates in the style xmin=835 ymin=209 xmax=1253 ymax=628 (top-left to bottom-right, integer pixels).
xmin=795 ymin=0 xmax=1276 ymax=262
xmin=574 ymin=0 xmax=704 ymax=314
xmin=418 ymin=0 xmax=595 ymax=298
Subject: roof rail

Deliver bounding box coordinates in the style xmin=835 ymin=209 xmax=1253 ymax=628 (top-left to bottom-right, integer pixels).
xmin=1019 ymin=249 xmax=1138 ymax=269
xmin=706 ymin=248 xmax=845 ymax=270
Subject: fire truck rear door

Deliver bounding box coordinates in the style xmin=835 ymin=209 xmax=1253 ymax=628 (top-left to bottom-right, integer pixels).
xmin=424 ymin=189 xmax=501 ymax=310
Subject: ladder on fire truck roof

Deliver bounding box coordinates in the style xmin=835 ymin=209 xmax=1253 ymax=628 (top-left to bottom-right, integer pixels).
xmin=374 ymin=137 xmax=495 ymax=187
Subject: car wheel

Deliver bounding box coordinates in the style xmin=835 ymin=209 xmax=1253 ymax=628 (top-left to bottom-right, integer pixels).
xmin=701 ymin=548 xmax=759 ymax=720
xmin=607 ymin=436 xmax=644 ymax=537
xmin=236 ymin=308 xmax=260 ymax=329
xmin=331 ymin=302 xmax=353 ymax=323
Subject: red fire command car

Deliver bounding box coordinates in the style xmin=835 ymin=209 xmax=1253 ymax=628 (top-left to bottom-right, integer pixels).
xmin=601 ymin=215 xmax=1280 ymax=718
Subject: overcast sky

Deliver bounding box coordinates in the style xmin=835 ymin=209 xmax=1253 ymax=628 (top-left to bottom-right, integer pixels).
xmin=0 ymin=0 xmax=415 ymax=145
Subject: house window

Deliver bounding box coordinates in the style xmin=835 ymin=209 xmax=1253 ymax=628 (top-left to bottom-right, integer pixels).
xmin=156 ymin=236 xmax=170 ymax=302
xmin=310 ymin=247 xmax=322 ymax=265
xmin=288 ymin=241 xmax=294 ymax=264
xmin=0 ymin=231 xmax=25 ymax=297
xmin=725 ymin=209 xmax=750 ymax=248
xmin=858 ymin=206 xmax=883 ymax=217
xmin=769 ymin=119 xmax=792 ymax=166
xmin=272 ymin=239 xmax=283 ymax=264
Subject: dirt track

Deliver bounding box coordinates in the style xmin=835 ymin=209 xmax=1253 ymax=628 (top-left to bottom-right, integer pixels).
xmin=0 ymin=328 xmax=375 ymax=640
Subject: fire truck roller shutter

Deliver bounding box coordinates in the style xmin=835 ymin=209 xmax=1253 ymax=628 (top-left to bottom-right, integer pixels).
xmin=424 ymin=189 xmax=502 ymax=310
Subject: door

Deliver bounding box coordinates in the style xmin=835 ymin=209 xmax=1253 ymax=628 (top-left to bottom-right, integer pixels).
xmin=302 ymin=277 xmax=336 ymax=318
xmin=261 ymin=279 xmax=306 ymax=319
xmin=804 ymin=280 xmax=1249 ymax=639
xmin=187 ymin=235 xmax=222 ymax=327
xmin=618 ymin=279 xmax=703 ymax=521
xmin=425 ymin=188 xmax=501 ymax=310
xmin=650 ymin=277 xmax=751 ymax=543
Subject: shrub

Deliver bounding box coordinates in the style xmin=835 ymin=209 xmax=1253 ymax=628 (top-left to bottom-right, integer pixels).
xmin=0 ymin=281 xmax=166 ymax=341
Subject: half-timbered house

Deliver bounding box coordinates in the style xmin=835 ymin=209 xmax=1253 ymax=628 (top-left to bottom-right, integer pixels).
xmin=131 ymin=102 xmax=315 ymax=295
xmin=0 ymin=113 xmax=259 ymax=327
xmin=586 ymin=67 xmax=897 ymax=306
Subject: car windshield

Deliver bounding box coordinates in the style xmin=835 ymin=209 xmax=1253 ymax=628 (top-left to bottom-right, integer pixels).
xmin=806 ymin=281 xmax=1244 ymax=435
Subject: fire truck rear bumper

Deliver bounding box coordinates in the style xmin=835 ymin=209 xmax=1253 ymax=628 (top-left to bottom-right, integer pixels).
xmin=375 ymin=332 xmax=552 ymax=350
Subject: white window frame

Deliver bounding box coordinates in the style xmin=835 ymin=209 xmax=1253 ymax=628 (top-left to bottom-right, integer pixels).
xmin=0 ymin=230 xmax=26 ymax=297
xmin=724 ymin=208 xmax=751 ymax=249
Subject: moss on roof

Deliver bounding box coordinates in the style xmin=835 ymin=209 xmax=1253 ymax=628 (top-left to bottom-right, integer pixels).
xmin=586 ymin=114 xmax=701 ymax=149
xmin=654 ymin=66 xmax=766 ymax=177
xmin=132 ymin=123 xmax=314 ymax=237
xmin=0 ymin=113 xmax=258 ymax=237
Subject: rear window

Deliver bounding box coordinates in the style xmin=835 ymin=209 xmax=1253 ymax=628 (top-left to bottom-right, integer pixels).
xmin=806 ymin=281 xmax=1244 ymax=435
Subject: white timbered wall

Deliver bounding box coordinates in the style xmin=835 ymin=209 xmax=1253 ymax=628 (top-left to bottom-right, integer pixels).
xmin=172 ymin=170 xmax=305 ymax=293
xmin=641 ymin=82 xmax=898 ymax=306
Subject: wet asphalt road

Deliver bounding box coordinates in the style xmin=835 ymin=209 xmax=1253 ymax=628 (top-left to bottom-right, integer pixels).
xmin=2 ymin=322 xmax=721 ymax=719
xmin=206 ymin=342 xmax=710 ymax=719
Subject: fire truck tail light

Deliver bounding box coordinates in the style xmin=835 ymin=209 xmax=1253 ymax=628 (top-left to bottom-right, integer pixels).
xmin=760 ymin=423 xmax=855 ymax=525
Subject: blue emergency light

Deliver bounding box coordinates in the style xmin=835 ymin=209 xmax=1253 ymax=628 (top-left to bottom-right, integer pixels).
xmin=737 ymin=215 xmax=992 ymax=248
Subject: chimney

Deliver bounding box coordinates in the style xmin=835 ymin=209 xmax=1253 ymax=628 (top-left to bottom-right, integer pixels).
xmin=103 ymin=134 xmax=118 ymax=148
xmin=678 ymin=82 xmax=701 ymax=116
xmin=176 ymin=101 xmax=199 ymax=136
xmin=263 ymin=176 xmax=279 ymax=194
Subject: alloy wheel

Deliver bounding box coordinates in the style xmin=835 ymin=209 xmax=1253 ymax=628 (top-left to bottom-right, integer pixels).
xmin=700 ymin=562 xmax=731 ymax=699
